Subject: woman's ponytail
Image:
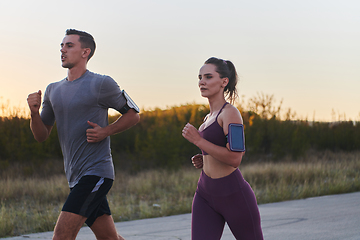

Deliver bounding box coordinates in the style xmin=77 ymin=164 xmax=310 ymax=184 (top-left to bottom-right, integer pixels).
xmin=204 ymin=57 xmax=238 ymax=104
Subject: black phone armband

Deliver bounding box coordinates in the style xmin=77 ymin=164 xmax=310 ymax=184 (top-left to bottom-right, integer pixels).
xmin=227 ymin=123 xmax=245 ymax=152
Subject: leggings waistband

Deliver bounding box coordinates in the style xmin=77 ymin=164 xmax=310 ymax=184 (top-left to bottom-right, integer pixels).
xmin=197 ymin=169 xmax=246 ymax=196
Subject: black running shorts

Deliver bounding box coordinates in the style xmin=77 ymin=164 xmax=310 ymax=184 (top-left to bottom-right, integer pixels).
xmin=62 ymin=175 xmax=113 ymax=227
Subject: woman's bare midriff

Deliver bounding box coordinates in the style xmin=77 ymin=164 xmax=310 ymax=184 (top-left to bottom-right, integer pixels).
xmin=202 ymin=155 xmax=237 ymax=179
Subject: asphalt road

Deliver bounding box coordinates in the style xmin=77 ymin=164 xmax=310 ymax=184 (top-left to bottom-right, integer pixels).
xmin=3 ymin=191 xmax=360 ymax=240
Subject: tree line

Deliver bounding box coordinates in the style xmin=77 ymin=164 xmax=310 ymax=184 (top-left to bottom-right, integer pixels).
xmin=1 ymin=98 xmax=359 ymax=172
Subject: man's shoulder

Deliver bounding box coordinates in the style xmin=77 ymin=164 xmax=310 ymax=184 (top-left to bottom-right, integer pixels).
xmin=87 ymin=71 xmax=119 ymax=90
xmin=46 ymin=78 xmax=66 ymax=90
xmin=87 ymin=70 xmax=113 ymax=81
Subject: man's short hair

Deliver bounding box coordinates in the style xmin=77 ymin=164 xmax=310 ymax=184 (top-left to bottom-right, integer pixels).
xmin=66 ymin=29 xmax=96 ymax=61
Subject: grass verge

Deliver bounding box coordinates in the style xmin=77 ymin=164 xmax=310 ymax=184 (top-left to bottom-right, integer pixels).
xmin=1 ymin=150 xmax=359 ymax=237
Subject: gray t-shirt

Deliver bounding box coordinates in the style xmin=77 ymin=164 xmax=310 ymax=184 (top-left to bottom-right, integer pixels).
xmin=41 ymin=70 xmax=127 ymax=188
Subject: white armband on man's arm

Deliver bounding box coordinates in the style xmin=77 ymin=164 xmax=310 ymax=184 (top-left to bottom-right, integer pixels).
xmin=119 ymin=90 xmax=140 ymax=114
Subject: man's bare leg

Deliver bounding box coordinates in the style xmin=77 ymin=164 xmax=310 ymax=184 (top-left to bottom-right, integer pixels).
xmin=90 ymin=214 xmax=125 ymax=240
xmin=52 ymin=211 xmax=87 ymax=240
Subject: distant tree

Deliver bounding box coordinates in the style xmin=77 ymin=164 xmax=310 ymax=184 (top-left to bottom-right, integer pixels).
xmin=1 ymin=95 xmax=359 ymax=171
xmin=247 ymin=92 xmax=283 ymax=120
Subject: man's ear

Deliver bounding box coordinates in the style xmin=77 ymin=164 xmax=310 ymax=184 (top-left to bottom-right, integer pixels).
xmin=82 ymin=48 xmax=91 ymax=59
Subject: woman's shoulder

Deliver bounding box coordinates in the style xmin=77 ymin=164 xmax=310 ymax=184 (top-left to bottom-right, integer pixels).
xmin=222 ymin=103 xmax=243 ymax=124
xmin=224 ymin=103 xmax=241 ymax=115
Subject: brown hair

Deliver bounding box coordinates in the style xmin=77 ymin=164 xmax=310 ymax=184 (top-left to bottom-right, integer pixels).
xmin=204 ymin=57 xmax=238 ymax=104
xmin=66 ymin=29 xmax=96 ymax=61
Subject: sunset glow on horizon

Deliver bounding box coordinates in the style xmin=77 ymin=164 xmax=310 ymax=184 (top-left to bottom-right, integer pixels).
xmin=1 ymin=0 xmax=359 ymax=122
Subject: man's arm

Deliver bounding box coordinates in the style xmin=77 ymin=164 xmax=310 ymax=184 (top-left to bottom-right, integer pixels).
xmin=86 ymin=109 xmax=140 ymax=143
xmin=27 ymin=90 xmax=52 ymax=142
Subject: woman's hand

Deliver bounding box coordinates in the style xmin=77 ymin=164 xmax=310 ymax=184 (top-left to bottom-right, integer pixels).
xmin=182 ymin=123 xmax=202 ymax=145
xmin=191 ymin=154 xmax=203 ymax=169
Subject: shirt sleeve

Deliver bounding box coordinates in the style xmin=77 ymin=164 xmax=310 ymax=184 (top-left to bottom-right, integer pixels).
xmin=98 ymin=76 xmax=128 ymax=112
xmin=40 ymin=84 xmax=55 ymax=126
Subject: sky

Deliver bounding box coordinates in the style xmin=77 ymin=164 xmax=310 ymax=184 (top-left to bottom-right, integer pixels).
xmin=0 ymin=0 xmax=359 ymax=121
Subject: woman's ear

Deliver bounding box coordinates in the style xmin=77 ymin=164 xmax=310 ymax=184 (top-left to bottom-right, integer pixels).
xmin=222 ymin=77 xmax=229 ymax=88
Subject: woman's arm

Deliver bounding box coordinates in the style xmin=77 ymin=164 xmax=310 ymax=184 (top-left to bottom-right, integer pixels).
xmin=182 ymin=105 xmax=244 ymax=168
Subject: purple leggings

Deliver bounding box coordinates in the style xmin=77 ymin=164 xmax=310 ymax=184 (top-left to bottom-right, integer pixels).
xmin=192 ymin=169 xmax=264 ymax=240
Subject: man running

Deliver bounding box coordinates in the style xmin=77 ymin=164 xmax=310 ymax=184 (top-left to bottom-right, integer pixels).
xmin=27 ymin=29 xmax=140 ymax=240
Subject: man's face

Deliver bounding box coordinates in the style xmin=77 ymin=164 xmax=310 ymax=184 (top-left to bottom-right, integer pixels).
xmin=60 ymin=35 xmax=84 ymax=69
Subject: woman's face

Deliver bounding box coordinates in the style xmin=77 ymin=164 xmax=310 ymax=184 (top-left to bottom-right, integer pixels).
xmin=198 ymin=64 xmax=228 ymax=99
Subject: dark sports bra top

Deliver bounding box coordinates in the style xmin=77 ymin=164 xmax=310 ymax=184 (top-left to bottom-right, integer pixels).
xmin=198 ymin=102 xmax=228 ymax=155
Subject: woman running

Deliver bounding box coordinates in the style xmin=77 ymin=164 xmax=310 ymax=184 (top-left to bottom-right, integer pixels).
xmin=182 ymin=57 xmax=264 ymax=240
